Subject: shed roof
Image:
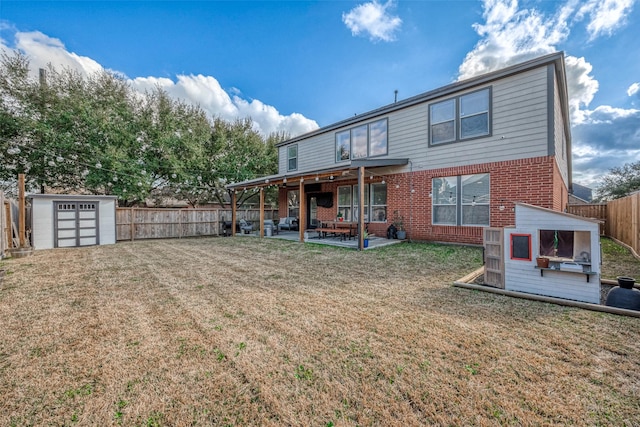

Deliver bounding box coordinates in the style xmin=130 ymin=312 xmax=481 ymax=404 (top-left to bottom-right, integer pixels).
xmin=515 ymin=203 xmax=602 ymax=224
xmin=28 ymin=194 xmax=118 ymax=201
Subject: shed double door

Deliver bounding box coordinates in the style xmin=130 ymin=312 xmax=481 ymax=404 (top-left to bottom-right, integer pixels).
xmin=483 ymin=227 xmax=504 ymax=288
xmin=54 ymin=201 xmax=99 ymax=247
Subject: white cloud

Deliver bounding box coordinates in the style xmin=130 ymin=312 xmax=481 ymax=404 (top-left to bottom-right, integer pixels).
xmin=576 ymin=0 xmax=635 ymax=40
xmin=458 ymin=0 xmax=568 ymax=80
xmin=564 ymin=55 xmax=600 ymax=124
xmin=8 ymin=31 xmax=104 ymax=77
xmin=458 ymin=0 xmax=602 ymax=124
xmin=342 ymin=0 xmax=402 ymax=42
xmin=2 ymin=29 xmax=318 ymax=138
xmin=458 ymin=0 xmax=639 ymax=186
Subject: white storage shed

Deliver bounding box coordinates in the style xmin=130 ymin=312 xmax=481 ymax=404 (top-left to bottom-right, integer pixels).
xmin=503 ymin=203 xmax=601 ymax=304
xmin=29 ymin=194 xmax=117 ymax=249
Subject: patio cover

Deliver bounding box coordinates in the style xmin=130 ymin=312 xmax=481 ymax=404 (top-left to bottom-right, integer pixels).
xmin=225 ymin=158 xmax=409 ymax=250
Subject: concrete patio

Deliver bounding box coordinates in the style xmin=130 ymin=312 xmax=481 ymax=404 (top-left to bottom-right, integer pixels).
xmin=237 ymin=229 xmax=405 ymax=250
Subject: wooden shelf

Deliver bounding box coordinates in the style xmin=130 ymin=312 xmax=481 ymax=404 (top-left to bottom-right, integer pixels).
xmin=535 ymin=267 xmax=597 ymax=282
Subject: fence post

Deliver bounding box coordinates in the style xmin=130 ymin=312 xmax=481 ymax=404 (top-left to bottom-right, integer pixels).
xmin=130 ymin=206 xmax=135 ymax=242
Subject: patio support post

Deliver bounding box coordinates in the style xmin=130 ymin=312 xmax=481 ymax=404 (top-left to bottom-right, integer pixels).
xmin=299 ymin=179 xmax=306 ymax=243
xmin=231 ymin=191 xmax=237 ymax=237
xmin=18 ymin=173 xmax=26 ymax=248
xmin=259 ymin=187 xmax=265 ymax=238
xmin=358 ymin=166 xmax=365 ymax=251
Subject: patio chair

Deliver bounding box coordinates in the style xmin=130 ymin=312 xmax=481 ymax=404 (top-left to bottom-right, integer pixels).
xmin=239 ymin=219 xmax=254 ymax=234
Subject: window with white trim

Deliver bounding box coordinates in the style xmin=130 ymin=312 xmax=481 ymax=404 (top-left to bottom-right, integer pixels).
xmin=287 ymin=144 xmax=298 ymax=172
xmin=430 ymin=88 xmax=491 ymax=145
xmin=432 ymin=173 xmax=489 ymax=226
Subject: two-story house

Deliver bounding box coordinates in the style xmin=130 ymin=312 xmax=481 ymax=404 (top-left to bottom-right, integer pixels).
xmin=227 ymin=52 xmax=572 ymax=247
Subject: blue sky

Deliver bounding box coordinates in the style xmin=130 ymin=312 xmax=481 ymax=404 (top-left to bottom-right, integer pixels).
xmin=1 ymin=0 xmax=639 ymax=189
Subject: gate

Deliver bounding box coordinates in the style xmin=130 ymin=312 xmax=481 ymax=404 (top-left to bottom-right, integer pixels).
xmin=483 ymin=227 xmax=504 ymax=288
xmin=54 ymin=201 xmax=99 ymax=247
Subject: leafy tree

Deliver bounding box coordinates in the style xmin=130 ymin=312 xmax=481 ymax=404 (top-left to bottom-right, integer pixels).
xmin=198 ymin=118 xmax=281 ymax=208
xmin=1 ymin=51 xmax=283 ymax=208
xmin=595 ymin=161 xmax=640 ymax=201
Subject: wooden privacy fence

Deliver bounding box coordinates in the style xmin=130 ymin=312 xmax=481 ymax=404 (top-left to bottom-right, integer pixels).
xmin=607 ymin=192 xmax=640 ymax=256
xmin=1 ymin=191 xmax=7 ymax=258
xmin=116 ymin=207 xmax=278 ymax=241
xmin=568 ymin=193 xmax=640 ymax=257
xmin=567 ymin=203 xmax=608 ymax=235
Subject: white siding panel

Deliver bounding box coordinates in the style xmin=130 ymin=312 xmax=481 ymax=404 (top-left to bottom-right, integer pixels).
xmin=298 ymin=133 xmax=335 ymax=172
xmin=503 ymin=205 xmax=602 ymax=304
xmin=98 ymin=199 xmax=117 ymax=245
xmin=31 ymin=198 xmax=54 ymax=250
xmin=506 ymin=267 xmax=600 ymax=303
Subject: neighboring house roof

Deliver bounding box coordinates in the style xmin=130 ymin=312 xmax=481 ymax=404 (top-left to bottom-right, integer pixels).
xmin=571 ymin=183 xmax=593 ymax=202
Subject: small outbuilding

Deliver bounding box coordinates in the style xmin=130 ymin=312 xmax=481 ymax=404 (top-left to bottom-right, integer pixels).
xmin=29 ymin=194 xmax=117 ymax=249
xmin=485 ymin=203 xmax=601 ymax=304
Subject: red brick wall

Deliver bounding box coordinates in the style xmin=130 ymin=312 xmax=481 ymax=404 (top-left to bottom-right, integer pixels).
xmin=276 ymin=155 xmax=567 ymax=245
xmin=386 ymin=156 xmax=564 ymax=245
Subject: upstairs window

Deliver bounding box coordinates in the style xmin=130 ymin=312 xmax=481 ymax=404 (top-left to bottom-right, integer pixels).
xmin=430 ymin=99 xmax=456 ymax=144
xmin=287 ymin=145 xmax=298 ymax=172
xmin=369 ymin=119 xmax=388 ymax=157
xmin=460 ymin=90 xmax=489 ymax=139
xmin=336 ymin=131 xmax=350 ymax=161
xmin=430 ymin=88 xmax=491 ymax=145
xmin=335 ymin=118 xmax=388 ymax=162
xmin=351 ymin=124 xmax=368 ymax=159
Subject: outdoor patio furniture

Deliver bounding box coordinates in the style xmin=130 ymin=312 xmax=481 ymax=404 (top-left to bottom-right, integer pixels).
xmin=264 ymin=219 xmax=278 ymax=236
xmin=239 ymin=219 xmax=254 ymax=234
xmin=277 ymin=217 xmax=299 ymax=231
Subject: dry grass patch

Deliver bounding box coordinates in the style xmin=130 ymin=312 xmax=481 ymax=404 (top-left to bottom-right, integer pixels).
xmin=0 ymin=238 xmax=639 ymax=426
